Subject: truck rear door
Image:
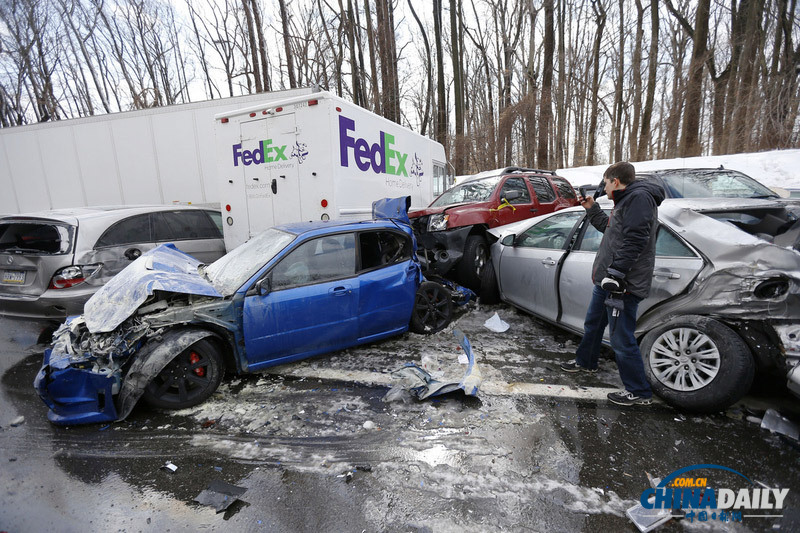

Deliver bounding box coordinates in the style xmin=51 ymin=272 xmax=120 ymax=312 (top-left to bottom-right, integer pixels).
xmin=265 ymin=113 xmax=301 ymax=226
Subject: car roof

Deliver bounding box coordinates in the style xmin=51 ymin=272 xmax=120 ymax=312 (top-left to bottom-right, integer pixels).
xmin=462 ymin=166 xmax=558 ymax=183
xmin=276 ymin=218 xmax=407 ymax=236
xmin=637 ymin=168 xmax=739 ymax=176
xmin=0 ymin=204 xmax=213 ymax=225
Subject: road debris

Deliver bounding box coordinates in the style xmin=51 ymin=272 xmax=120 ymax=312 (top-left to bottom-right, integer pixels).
xmin=483 ymin=312 xmax=510 ymax=333
xmin=384 ymin=329 xmax=481 ymax=401
xmin=160 ymin=461 xmax=178 ymax=473
xmin=760 ymin=409 xmax=799 ymax=441
xmin=193 ymin=480 xmax=247 ymax=512
xmin=9 ymin=416 xmax=25 ymax=427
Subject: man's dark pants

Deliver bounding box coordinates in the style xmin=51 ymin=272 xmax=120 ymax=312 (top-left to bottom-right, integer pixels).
xmin=575 ymin=285 xmax=652 ymax=398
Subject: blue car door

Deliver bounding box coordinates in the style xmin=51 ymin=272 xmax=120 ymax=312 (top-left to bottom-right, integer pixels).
xmin=242 ymin=232 xmax=358 ymax=370
xmin=356 ymin=230 xmax=418 ymax=342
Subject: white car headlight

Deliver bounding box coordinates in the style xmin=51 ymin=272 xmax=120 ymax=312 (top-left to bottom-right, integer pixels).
xmin=428 ymin=214 xmax=449 ymax=232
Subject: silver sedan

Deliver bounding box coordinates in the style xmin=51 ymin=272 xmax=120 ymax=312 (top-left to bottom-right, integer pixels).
xmin=483 ymin=199 xmax=800 ymax=412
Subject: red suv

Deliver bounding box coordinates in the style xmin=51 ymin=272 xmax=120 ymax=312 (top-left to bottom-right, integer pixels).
xmin=409 ymin=167 xmax=579 ymax=289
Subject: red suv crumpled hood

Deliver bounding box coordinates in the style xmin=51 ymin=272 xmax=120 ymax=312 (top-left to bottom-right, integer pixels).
xmin=409 ymin=202 xmax=487 ymax=218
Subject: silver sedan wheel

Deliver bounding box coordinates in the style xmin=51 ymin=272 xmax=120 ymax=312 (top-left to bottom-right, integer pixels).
xmin=648 ymin=327 xmax=721 ymax=391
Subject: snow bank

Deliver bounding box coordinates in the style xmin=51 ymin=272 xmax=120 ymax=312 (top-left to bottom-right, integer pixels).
xmin=556 ymin=149 xmax=800 ymax=190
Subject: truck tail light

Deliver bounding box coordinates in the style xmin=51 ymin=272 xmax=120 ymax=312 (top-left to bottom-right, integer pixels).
xmin=308 ymin=99 xmax=318 ymax=106
xmin=275 ymin=107 xmax=283 ymax=113
xmin=225 ymin=204 xmax=231 ymax=212
xmin=220 ymin=118 xmax=229 ymax=123
xmin=49 ymin=264 xmax=101 ymax=289
xmin=249 ymin=112 xmax=256 ymax=117
xmin=321 ymin=199 xmax=328 ymax=208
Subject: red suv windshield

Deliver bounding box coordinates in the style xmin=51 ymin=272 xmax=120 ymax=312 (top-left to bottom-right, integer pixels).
xmin=430 ymin=176 xmax=503 ymax=207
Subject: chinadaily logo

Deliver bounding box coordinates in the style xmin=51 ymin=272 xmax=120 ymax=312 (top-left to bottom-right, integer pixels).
xmin=338 ymin=115 xmax=412 ymax=178
xmin=632 ymin=464 xmax=788 ymax=530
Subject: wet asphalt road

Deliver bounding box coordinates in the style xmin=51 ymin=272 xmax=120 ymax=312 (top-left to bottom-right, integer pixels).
xmin=1 ymin=305 xmax=799 ymax=532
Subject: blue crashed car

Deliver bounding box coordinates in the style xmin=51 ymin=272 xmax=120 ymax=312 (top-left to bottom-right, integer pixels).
xmin=35 ymin=198 xmax=466 ymax=425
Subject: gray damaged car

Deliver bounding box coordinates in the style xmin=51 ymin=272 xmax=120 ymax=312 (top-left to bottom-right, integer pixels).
xmin=482 ymin=198 xmax=800 ymax=412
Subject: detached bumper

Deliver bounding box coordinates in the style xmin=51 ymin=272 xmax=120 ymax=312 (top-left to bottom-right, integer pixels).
xmin=34 ymin=348 xmax=118 ymax=425
xmin=414 ymin=226 xmax=472 ymax=276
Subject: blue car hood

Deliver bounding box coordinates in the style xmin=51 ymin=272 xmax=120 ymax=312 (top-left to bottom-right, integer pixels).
xmin=83 ymin=243 xmax=221 ymax=333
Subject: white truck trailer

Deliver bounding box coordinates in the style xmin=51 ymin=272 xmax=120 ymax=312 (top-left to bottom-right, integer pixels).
xmin=215 ymin=91 xmax=449 ymax=250
xmin=0 ymin=88 xmax=313 ymax=215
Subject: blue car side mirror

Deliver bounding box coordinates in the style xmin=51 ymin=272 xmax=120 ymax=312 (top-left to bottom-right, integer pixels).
xmin=255 ymin=277 xmax=271 ymax=296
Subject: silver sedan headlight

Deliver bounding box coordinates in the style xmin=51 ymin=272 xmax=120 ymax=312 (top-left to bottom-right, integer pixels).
xmin=428 ymin=214 xmax=449 ymax=232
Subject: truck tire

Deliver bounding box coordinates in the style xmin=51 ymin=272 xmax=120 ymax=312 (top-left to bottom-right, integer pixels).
xmin=457 ymin=235 xmax=489 ymax=290
xmin=410 ymin=281 xmax=453 ymax=334
xmin=479 ymin=260 xmax=500 ymax=304
xmin=142 ymin=339 xmax=224 ymax=410
xmin=641 ymin=315 xmax=754 ymax=413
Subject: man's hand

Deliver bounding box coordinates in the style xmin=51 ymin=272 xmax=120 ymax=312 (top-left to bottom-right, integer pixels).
xmin=601 ymin=275 xmax=625 ymax=294
xmin=578 ymin=195 xmax=595 ymax=210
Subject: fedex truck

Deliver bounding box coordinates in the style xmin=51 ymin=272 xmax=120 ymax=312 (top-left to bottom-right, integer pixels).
xmin=215 ymin=91 xmax=449 ymax=250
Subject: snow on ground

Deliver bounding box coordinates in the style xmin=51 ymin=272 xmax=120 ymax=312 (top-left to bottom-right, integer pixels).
xmin=556 ymin=148 xmax=800 ymax=190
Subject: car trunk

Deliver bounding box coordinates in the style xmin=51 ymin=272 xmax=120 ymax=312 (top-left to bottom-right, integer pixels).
xmin=698 ymin=204 xmax=800 ymax=250
xmin=0 ymin=219 xmax=76 ymax=297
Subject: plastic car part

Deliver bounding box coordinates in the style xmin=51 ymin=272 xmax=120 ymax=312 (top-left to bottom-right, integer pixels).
xmin=410 ymin=281 xmax=453 ymax=334
xmin=116 ymin=328 xmax=220 ymax=420
xmin=141 ymin=338 xmax=224 ymax=410
xmin=457 ymin=234 xmax=489 ymax=289
xmin=387 ymin=329 xmax=481 ymax=400
xmin=641 ymin=315 xmax=755 ymax=413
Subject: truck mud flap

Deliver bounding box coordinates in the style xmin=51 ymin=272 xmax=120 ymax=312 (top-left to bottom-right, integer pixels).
xmin=117 ymin=328 xmax=216 ymax=421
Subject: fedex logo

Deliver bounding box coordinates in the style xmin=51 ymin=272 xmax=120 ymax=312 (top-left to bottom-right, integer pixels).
xmin=232 ymin=140 xmax=288 ymax=166
xmin=339 ymin=115 xmax=408 ymax=176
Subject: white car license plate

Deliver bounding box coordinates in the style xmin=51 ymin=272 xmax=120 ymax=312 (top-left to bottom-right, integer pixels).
xmin=1 ymin=270 xmax=25 ymax=284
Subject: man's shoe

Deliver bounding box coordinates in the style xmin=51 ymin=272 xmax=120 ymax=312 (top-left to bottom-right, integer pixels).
xmin=560 ymin=360 xmax=598 ymax=373
xmin=607 ymin=390 xmax=653 ymax=406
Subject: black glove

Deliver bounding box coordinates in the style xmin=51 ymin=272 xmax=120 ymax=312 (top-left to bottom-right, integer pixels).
xmin=601 ymin=274 xmax=625 ymax=294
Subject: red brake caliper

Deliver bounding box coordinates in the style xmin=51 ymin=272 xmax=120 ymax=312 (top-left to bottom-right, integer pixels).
xmin=189 ymin=352 xmax=205 ymax=377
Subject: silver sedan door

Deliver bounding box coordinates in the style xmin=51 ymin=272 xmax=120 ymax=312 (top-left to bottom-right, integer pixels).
xmin=559 ymin=219 xmax=704 ymax=332
xmin=497 ymin=211 xmax=584 ymax=321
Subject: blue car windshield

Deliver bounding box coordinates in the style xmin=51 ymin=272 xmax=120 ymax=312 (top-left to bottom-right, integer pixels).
xmin=205 ymin=228 xmax=295 ymax=296
xmin=430 ymin=176 xmax=503 ymax=207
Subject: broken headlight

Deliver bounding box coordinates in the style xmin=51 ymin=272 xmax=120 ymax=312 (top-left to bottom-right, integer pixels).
xmin=428 ymin=214 xmax=449 ymax=232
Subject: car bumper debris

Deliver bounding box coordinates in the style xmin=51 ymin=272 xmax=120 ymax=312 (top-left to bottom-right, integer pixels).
xmin=386 ymin=329 xmax=482 ymax=400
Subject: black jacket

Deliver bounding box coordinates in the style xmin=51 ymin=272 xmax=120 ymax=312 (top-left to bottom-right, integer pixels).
xmin=586 ymin=179 xmax=666 ymax=298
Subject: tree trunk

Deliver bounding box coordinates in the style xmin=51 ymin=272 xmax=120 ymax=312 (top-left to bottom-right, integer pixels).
xmin=679 ymin=0 xmax=710 ymax=156
xmin=637 ymin=0 xmax=658 ymax=161
xmin=537 ymin=0 xmax=554 ymax=169
xmin=586 ymin=0 xmax=606 ymax=166
xmin=278 ymin=0 xmax=297 ymax=89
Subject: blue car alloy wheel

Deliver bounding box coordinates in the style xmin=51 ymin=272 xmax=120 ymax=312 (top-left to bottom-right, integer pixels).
xmin=141 ymin=339 xmax=224 ymax=410
xmin=410 ymin=281 xmax=453 ymax=334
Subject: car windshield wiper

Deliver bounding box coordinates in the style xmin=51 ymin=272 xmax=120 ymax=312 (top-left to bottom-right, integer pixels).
xmin=750 ymin=194 xmax=779 ymax=199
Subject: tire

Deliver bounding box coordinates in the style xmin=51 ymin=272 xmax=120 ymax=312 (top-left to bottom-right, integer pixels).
xmin=410 ymin=281 xmax=453 ymax=334
xmin=479 ymin=260 xmax=500 ymax=304
xmin=457 ymin=234 xmax=489 ymax=290
xmin=641 ymin=315 xmax=754 ymax=413
xmin=142 ymin=339 xmax=224 ymax=410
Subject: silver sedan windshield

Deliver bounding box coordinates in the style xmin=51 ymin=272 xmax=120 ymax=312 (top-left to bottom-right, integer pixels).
xmin=205 ymin=228 xmax=295 ymax=296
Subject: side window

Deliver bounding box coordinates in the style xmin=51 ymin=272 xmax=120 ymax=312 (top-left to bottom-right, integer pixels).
xmin=552 ymin=178 xmax=577 ymax=200
xmin=500 ymin=177 xmax=530 ymax=204
xmin=153 ymin=211 xmax=221 ymax=241
xmin=271 ymin=233 xmax=356 ymax=289
xmin=528 ymin=177 xmax=556 ymax=203
xmin=576 ymin=223 xmax=604 ymax=252
xmin=655 ymin=226 xmax=697 ymax=257
xmin=359 ymin=231 xmax=412 ymax=271
xmin=95 ymin=214 xmax=152 ymax=248
xmin=206 ymin=210 xmax=224 ymax=235
xmin=433 ymin=163 xmax=446 ymax=197
xmin=517 ymin=212 xmax=583 ymax=249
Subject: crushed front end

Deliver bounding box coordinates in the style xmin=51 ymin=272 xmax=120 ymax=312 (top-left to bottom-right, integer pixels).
xmin=34 ymin=316 xmax=152 ymax=424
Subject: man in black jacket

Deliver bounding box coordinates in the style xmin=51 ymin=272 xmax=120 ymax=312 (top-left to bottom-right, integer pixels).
xmin=560 ymin=162 xmax=665 ymax=406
